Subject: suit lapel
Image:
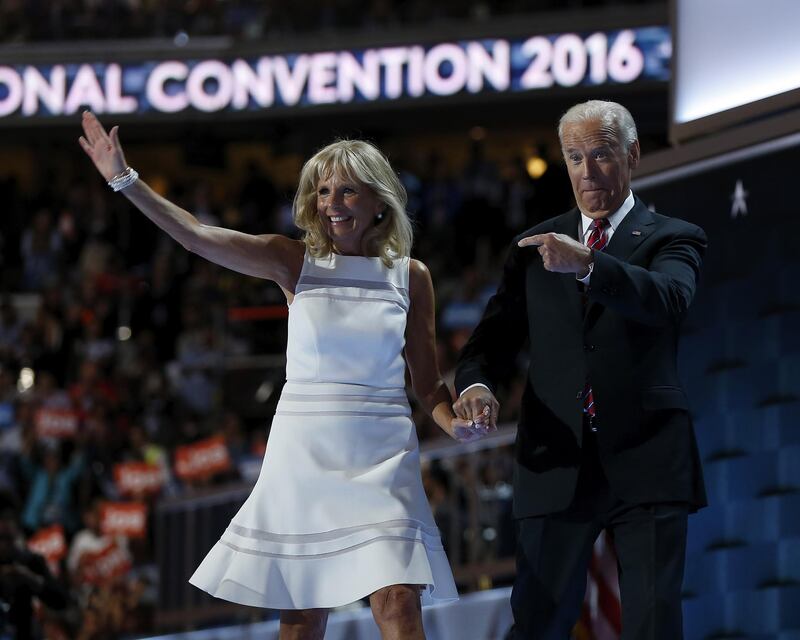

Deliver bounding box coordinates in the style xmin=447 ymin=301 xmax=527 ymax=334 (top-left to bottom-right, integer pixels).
xmin=603 ymin=199 xmax=655 ymax=261
xmin=585 ymin=199 xmax=655 ymax=323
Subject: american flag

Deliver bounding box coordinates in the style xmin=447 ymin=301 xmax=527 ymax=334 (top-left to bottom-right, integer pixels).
xmin=573 ymin=531 xmax=621 ymax=640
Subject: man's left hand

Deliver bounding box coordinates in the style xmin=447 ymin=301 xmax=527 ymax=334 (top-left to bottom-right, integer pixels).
xmin=518 ymin=233 xmax=592 ymax=276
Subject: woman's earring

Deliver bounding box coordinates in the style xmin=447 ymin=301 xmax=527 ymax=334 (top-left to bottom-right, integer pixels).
xmin=375 ymin=210 xmax=386 ymax=223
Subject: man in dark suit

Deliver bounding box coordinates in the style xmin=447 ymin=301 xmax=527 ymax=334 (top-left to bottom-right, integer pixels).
xmin=454 ymin=100 xmax=707 ymax=639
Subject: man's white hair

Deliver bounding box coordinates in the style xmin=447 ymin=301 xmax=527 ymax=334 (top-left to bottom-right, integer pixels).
xmin=558 ymin=100 xmax=638 ymax=150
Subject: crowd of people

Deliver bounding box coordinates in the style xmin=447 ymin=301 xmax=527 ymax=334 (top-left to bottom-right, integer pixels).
xmin=0 ymin=132 xmax=572 ymax=636
xmin=0 ymin=0 xmax=654 ymax=43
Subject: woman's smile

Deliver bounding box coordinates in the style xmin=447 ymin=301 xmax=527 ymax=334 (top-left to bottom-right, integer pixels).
xmin=317 ymin=173 xmax=382 ymax=252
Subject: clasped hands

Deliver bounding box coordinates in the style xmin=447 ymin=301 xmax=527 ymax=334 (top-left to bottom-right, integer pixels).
xmin=450 ymin=387 xmax=500 ymax=443
xmin=447 ymin=233 xmax=591 ymax=443
xmin=518 ymin=232 xmax=592 ymax=278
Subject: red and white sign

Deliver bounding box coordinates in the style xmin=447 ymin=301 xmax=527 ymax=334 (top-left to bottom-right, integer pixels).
xmin=79 ymin=540 xmax=132 ymax=585
xmin=28 ymin=524 xmax=67 ymax=561
xmin=100 ymin=502 xmax=147 ymax=539
xmin=35 ymin=408 xmax=79 ymax=439
xmin=174 ymin=435 xmax=231 ymax=481
xmin=113 ymin=461 xmax=165 ymax=497
xmin=28 ymin=524 xmax=67 ymax=575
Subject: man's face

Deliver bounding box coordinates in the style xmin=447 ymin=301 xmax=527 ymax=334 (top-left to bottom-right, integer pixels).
xmin=560 ymin=118 xmax=640 ymax=219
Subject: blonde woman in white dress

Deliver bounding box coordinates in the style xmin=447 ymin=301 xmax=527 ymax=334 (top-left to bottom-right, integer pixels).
xmin=79 ymin=111 xmax=492 ymax=640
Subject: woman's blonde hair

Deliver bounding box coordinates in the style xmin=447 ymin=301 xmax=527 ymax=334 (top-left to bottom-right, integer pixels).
xmin=293 ymin=139 xmax=413 ymax=267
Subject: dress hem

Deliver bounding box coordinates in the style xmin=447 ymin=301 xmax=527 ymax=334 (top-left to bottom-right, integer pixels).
xmin=189 ymin=535 xmax=459 ymax=610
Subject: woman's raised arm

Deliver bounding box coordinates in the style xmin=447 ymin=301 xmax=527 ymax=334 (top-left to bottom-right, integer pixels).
xmin=79 ymin=111 xmax=304 ymax=291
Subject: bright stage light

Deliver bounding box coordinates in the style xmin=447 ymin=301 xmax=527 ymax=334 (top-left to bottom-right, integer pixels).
xmin=526 ymin=156 xmax=547 ymax=179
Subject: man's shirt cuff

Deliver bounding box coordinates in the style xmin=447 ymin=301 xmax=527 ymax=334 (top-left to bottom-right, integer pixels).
xmin=460 ymin=383 xmax=491 ymax=397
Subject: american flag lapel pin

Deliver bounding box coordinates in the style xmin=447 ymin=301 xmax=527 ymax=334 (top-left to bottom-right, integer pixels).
xmin=632 ymin=230 xmax=642 ymax=236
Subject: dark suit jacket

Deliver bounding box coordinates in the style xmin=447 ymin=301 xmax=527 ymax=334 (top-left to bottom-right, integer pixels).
xmin=455 ymin=198 xmax=708 ymax=518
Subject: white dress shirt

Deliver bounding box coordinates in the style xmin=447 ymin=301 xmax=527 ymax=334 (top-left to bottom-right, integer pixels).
xmin=576 ymin=190 xmax=635 ymax=284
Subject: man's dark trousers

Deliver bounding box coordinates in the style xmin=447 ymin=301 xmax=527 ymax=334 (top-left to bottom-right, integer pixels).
xmin=510 ymin=421 xmax=689 ymax=639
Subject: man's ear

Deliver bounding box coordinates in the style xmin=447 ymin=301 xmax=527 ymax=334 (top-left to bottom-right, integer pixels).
xmin=628 ymin=139 xmax=641 ymax=170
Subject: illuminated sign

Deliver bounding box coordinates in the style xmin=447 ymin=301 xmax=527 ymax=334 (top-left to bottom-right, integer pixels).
xmin=671 ymin=0 xmax=800 ymax=143
xmin=0 ymin=27 xmax=669 ymax=120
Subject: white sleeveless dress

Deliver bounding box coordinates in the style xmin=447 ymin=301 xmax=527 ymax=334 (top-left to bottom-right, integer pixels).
xmin=189 ymin=251 xmax=458 ymax=609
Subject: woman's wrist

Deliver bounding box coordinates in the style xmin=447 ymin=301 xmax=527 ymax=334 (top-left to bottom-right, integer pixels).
xmin=107 ymin=166 xmax=139 ymax=192
xmin=432 ymin=403 xmax=457 ymax=433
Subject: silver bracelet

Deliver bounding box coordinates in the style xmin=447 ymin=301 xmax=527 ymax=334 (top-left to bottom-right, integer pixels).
xmin=107 ymin=166 xmax=139 ymax=192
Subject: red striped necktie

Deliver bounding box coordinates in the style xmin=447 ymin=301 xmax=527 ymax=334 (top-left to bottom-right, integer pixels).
xmin=583 ymin=218 xmax=610 ymax=431
xmin=586 ymin=217 xmax=610 ymax=252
